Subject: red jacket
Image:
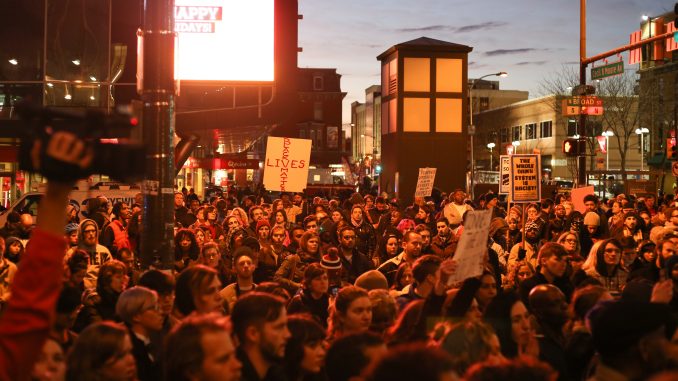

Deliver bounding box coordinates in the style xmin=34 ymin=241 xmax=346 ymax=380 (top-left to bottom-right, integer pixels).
xmin=0 ymin=229 xmax=66 ymax=381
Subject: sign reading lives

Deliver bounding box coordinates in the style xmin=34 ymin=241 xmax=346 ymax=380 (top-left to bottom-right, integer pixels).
xmin=174 ymin=0 xmax=274 ymax=81
xmin=414 ymin=168 xmax=437 ymax=198
xmin=263 ymin=137 xmax=312 ymax=193
xmin=509 ymin=154 xmax=541 ymax=203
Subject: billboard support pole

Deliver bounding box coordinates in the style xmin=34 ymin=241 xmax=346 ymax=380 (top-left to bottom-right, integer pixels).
xmin=139 ymin=0 xmax=176 ymax=269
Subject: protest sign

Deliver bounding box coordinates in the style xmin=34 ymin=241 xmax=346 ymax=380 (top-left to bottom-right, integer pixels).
xmin=447 ymin=208 xmax=493 ymax=285
xmin=509 ymin=154 xmax=541 ymax=203
xmin=414 ymin=168 xmax=437 ymax=198
xmin=263 ymin=137 xmax=312 ymax=192
xmin=571 ymin=186 xmax=595 ymax=213
xmin=499 ymin=155 xmax=510 ymax=195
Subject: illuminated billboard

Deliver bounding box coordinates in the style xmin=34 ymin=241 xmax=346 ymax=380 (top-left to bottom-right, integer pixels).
xmin=174 ymin=0 xmax=274 ymax=81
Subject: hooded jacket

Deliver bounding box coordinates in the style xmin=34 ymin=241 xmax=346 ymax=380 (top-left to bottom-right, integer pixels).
xmin=67 ymin=219 xmax=112 ymax=289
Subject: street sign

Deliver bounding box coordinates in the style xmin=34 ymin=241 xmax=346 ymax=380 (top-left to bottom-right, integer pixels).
xmin=591 ymin=61 xmax=624 ymax=80
xmin=563 ymin=96 xmax=604 ymax=116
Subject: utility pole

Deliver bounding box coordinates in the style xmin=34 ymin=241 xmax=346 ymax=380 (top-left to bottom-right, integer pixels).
xmin=578 ymin=0 xmax=588 ymax=187
xmin=139 ymin=0 xmax=176 ymax=269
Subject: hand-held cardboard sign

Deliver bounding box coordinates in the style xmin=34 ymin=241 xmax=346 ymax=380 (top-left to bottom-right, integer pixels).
xmin=415 ymin=168 xmax=437 ymax=198
xmin=509 ymin=154 xmax=541 ymax=203
xmin=263 ymin=137 xmax=312 ymax=193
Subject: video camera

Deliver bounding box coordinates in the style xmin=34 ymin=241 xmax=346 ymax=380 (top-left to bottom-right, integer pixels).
xmin=15 ymin=102 xmax=146 ymax=183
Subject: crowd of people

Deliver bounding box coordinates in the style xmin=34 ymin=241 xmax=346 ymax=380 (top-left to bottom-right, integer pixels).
xmin=3 ymin=135 xmax=678 ymax=381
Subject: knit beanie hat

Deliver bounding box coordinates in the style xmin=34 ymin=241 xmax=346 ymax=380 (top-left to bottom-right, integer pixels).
xmin=320 ymin=247 xmax=342 ymax=270
xmin=354 ymin=270 xmax=389 ymax=291
xmin=583 ymin=212 xmax=600 ymax=227
xmin=256 ymin=219 xmax=271 ymax=232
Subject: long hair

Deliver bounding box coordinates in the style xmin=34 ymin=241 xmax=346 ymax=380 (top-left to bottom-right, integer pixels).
xmin=483 ymin=292 xmax=522 ymax=358
xmin=283 ymin=315 xmax=327 ymax=381
xmin=174 ymin=228 xmax=199 ymax=260
xmin=66 ymin=321 xmax=130 ymax=381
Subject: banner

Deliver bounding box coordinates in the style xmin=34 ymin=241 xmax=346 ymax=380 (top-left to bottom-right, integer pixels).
xmin=263 ymin=137 xmax=312 ymax=192
xmin=447 ymin=208 xmax=493 ymax=285
xmin=499 ymin=155 xmax=510 ymax=195
xmin=414 ymin=168 xmax=437 ymax=198
xmin=510 ymin=154 xmax=541 ymax=203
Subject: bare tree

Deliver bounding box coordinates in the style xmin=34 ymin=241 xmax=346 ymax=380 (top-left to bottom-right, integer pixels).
xmin=537 ymin=66 xmax=641 ymax=182
xmin=597 ymin=71 xmax=642 ymax=182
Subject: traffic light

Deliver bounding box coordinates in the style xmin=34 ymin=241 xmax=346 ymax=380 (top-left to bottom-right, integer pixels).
xmin=563 ymin=138 xmax=585 ymax=157
xmin=674 ymin=3 xmax=678 ymax=29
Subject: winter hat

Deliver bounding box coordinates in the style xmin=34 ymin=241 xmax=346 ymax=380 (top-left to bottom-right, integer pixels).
xmin=354 ymin=270 xmax=389 ymax=291
xmin=583 ymin=212 xmax=600 ymax=227
xmin=623 ymin=210 xmax=640 ymax=221
xmin=320 ymin=247 xmax=342 ymax=270
xmin=256 ymin=219 xmax=271 ymax=232
xmin=65 ymin=223 xmax=80 ymax=235
xmin=484 ymin=193 xmax=498 ymax=204
xmin=524 ymin=220 xmax=540 ymax=233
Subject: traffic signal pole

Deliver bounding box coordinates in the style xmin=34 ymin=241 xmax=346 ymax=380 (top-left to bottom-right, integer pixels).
xmin=139 ymin=0 xmax=176 ymax=269
xmin=578 ymin=0 xmax=675 ymax=186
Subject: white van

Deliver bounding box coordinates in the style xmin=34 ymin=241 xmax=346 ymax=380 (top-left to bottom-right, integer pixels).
xmin=0 ymin=182 xmax=141 ymax=227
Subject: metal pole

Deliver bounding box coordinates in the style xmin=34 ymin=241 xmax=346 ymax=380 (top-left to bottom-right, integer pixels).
xmin=489 ymin=147 xmax=493 ymax=171
xmin=641 ymin=133 xmax=645 ymax=172
xmin=606 ymin=136 xmax=609 ymax=171
xmin=139 ymin=0 xmax=176 ymax=270
xmin=578 ymin=0 xmax=588 ymax=187
xmin=470 ymin=81 xmax=475 ymax=200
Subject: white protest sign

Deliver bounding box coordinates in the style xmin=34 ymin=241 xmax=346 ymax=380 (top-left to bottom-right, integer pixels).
xmin=510 ymin=154 xmax=541 ymax=203
xmin=414 ymin=168 xmax=437 ymax=198
xmin=499 ymin=155 xmax=510 ymax=195
xmin=263 ymin=137 xmax=312 ymax=192
xmin=447 ymin=208 xmax=493 ymax=285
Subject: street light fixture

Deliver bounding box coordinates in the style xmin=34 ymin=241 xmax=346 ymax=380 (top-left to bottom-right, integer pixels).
xmin=487 ymin=142 xmax=496 ymax=170
xmin=511 ymin=140 xmax=521 ymax=154
xmin=601 ymin=130 xmax=614 ymax=171
xmin=469 ymin=71 xmax=508 ymax=198
xmin=635 ymin=127 xmax=649 ymax=172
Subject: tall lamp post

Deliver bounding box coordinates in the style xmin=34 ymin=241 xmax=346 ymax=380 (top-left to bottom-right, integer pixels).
xmin=511 ymin=140 xmax=521 ymax=154
xmin=469 ymin=71 xmax=508 ymax=199
xmin=601 ymin=130 xmax=614 ymax=171
xmin=487 ymin=142 xmax=496 ymax=170
xmin=635 ymin=127 xmax=649 ymax=172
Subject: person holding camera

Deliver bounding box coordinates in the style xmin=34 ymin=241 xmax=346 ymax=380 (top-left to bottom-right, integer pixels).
xmin=0 ymin=131 xmax=94 ymax=380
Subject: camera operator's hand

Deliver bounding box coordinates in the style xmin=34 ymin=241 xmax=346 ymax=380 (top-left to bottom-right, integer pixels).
xmin=32 ymin=132 xmax=93 ymax=236
xmin=30 ymin=131 xmax=93 ymax=176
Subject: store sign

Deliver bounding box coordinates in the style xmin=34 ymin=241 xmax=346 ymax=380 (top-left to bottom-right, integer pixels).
xmin=199 ymin=158 xmax=260 ymax=170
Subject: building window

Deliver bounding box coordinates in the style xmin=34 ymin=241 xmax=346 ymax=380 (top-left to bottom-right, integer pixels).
xmin=313 ymin=76 xmax=324 ymax=91
xmin=314 ymin=101 xmax=323 ymax=121
xmin=500 ymin=127 xmax=509 ymax=143
xmin=479 ymin=97 xmax=490 ymax=111
xmin=299 ymin=129 xmax=306 ymax=139
xmin=540 ymin=120 xmax=553 ymax=138
xmin=525 ymin=123 xmax=537 ymax=140
xmin=512 ymin=125 xmax=522 ymax=141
